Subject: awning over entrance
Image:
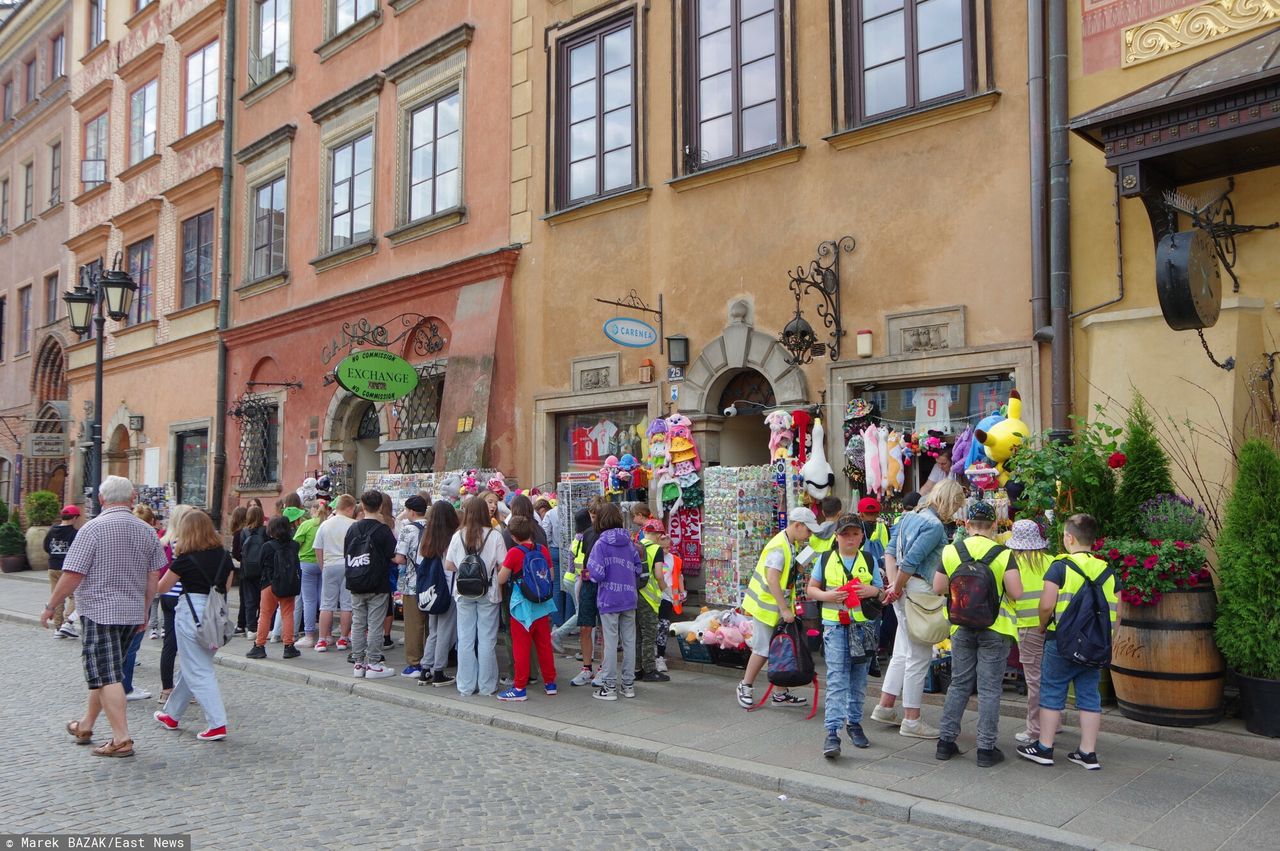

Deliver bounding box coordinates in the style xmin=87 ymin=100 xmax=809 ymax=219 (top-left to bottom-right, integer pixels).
xmin=374 ymin=437 xmax=437 ymax=453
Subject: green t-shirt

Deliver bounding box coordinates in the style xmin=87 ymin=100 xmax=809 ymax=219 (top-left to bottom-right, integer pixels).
xmin=294 ymin=517 xmax=321 ymax=564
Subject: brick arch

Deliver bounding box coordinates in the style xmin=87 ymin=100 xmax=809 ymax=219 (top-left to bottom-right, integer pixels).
xmin=248 ymin=356 xmax=283 ymax=386
xmin=30 ymin=334 xmax=68 ymax=408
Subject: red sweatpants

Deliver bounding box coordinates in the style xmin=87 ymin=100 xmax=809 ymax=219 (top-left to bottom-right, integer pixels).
xmin=512 ymin=615 xmax=557 ymax=690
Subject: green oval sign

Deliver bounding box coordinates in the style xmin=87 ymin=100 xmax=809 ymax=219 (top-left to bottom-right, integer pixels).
xmin=335 ymin=350 xmax=419 ymax=402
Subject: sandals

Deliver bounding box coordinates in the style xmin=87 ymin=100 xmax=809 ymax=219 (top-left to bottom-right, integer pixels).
xmin=66 ymin=720 xmax=93 ymax=744
xmin=92 ymin=738 xmax=134 ymax=758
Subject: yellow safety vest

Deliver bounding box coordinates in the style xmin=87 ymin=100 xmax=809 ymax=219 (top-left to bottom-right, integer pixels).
xmin=1048 ymin=552 xmax=1118 ymax=633
xmin=940 ymin=536 xmax=1018 ymax=640
xmin=817 ymin=549 xmax=875 ymax=624
xmin=1012 ymin=551 xmax=1053 ymax=630
xmin=566 ymin=538 xmax=584 ymax=582
xmin=639 ymin=540 xmax=661 ymax=613
xmin=809 ymin=531 xmax=836 ymax=555
xmin=868 ymin=522 xmax=888 ymax=548
xmin=741 ymin=531 xmax=794 ymax=628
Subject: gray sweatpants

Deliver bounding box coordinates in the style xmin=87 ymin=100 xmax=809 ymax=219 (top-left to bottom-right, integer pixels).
xmin=599 ymin=609 xmax=636 ymax=690
xmin=423 ymin=604 xmax=458 ymax=673
xmin=938 ymin=626 xmax=1011 ymax=750
xmin=351 ymin=591 xmax=390 ymax=666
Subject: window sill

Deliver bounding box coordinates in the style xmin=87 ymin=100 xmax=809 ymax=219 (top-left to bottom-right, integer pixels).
xmin=316 ymin=11 xmax=383 ymax=63
xmin=125 ymin=2 xmax=160 ymax=30
xmin=667 ymin=145 xmax=805 ymax=193
xmin=390 ymin=0 xmax=423 ymax=13
xmin=15 ymin=99 xmax=39 ymax=122
xmin=309 ymin=237 xmax=377 ymax=273
xmin=0 ymin=229 xmax=10 ymax=244
xmin=826 ymin=91 xmax=1001 ymax=150
xmin=543 ymin=186 xmax=651 ymax=226
xmin=73 ymin=182 xmax=110 ymax=206
xmin=13 ymin=218 xmax=36 ymax=235
xmin=39 ymin=76 xmax=67 ymax=99
xmin=13 ymin=351 xmax=31 ymax=362
xmin=114 ymin=318 xmax=158 ymax=338
xmin=171 ymin=119 xmax=222 ymax=154
xmin=235 ymin=484 xmax=282 ymax=496
xmin=242 ymin=66 xmax=295 ymax=107
xmin=236 ymin=270 xmax=289 ymax=299
xmin=80 ymin=41 xmax=111 ymax=66
xmin=385 ymin=207 xmax=465 ymax=246
xmin=40 ymin=200 xmax=63 ymax=219
xmin=164 ymin=299 xmax=218 ymax=323
xmin=117 ymin=153 xmax=161 ymax=183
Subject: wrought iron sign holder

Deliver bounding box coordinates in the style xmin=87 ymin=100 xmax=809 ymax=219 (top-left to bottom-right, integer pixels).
xmin=779 ymin=236 xmax=855 ymax=366
xmin=321 ymin=313 xmax=449 ymax=370
xmin=1161 ymin=177 xmax=1278 ymax=295
xmin=594 ymin=290 xmax=664 ymax=354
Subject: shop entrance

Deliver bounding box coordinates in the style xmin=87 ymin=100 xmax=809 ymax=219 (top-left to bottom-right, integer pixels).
xmin=714 ymin=368 xmax=776 ymax=467
xmin=106 ymin=425 xmax=130 ymax=479
xmin=353 ymin=404 xmax=382 ymax=493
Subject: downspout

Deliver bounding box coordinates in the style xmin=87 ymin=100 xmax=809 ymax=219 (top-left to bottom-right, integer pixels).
xmin=210 ymin=0 xmax=236 ymax=525
xmin=1048 ymin=0 xmax=1072 ymax=439
xmin=1028 ymin=0 xmax=1050 ymax=338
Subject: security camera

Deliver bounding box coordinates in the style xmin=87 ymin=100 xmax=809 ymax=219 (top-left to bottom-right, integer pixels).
xmin=723 ymin=405 xmax=737 ymax=417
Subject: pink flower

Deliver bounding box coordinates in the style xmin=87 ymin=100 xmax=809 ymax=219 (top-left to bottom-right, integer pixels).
xmin=1158 ymin=572 xmax=1170 ymax=581
xmin=1123 ymin=555 xmax=1138 ymax=568
xmin=1175 ymin=541 xmax=1188 ymax=551
xmin=1144 ymin=555 xmax=1159 ymax=570
xmin=1187 ymin=574 xmax=1199 ymax=587
xmin=1150 ymin=540 xmax=1164 ymax=547
xmin=1174 ymin=578 xmax=1185 ymax=588
xmin=1107 ymin=548 xmax=1121 ymax=560
xmin=1199 ymin=568 xmax=1212 ymax=581
xmin=1108 ymin=451 xmax=1127 ymax=469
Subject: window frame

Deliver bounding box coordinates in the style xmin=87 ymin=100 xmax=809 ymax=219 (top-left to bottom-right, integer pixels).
xmin=21 ymin=162 xmax=33 ymax=222
xmin=0 ymin=178 xmax=9 ymax=231
xmin=845 ymin=0 xmax=976 ymax=127
xmin=251 ymin=174 xmax=287 ymax=280
xmin=3 ymin=81 xmax=12 ymax=121
xmin=88 ymin=0 xmax=106 ymax=51
xmin=0 ymin=297 xmax=5 ymax=361
xmin=184 ymin=40 xmax=220 ymax=135
xmin=17 ymin=286 xmax=31 ymax=355
xmin=174 ymin=428 xmax=210 ymax=507
xmin=555 ymin=15 xmax=638 ymax=209
xmin=82 ymin=112 xmax=108 ymax=189
xmin=48 ymin=141 xmax=61 ymax=207
xmin=251 ymin=0 xmax=291 ymax=85
xmin=128 ymin=79 xmax=159 ymax=165
xmin=404 ymin=89 xmax=463 ymax=225
xmin=332 ymin=0 xmax=377 ymax=36
xmin=50 ymin=33 xmax=65 ymax=82
xmin=180 ymin=210 xmax=215 ymax=309
xmin=24 ymin=58 xmax=36 ymax=104
xmin=44 ymin=272 xmax=59 ymax=326
xmin=126 ymin=236 xmax=154 ymax=325
xmin=326 ymin=130 xmax=374 ymax=252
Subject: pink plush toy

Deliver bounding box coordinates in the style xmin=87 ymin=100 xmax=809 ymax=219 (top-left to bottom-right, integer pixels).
xmin=719 ymin=626 xmax=745 ymax=649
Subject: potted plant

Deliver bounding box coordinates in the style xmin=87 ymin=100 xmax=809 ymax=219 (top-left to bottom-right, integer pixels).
xmin=0 ymin=522 xmax=28 ymax=572
xmin=23 ymin=490 xmax=61 ymax=571
xmin=1215 ymin=439 xmax=1280 ymax=737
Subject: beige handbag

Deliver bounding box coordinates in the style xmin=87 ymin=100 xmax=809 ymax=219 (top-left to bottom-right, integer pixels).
xmin=904 ymin=589 xmax=950 ymax=645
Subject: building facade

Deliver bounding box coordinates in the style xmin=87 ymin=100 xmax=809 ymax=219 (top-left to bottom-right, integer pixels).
xmin=221 ymin=0 xmax=515 ymax=512
xmin=510 ymin=0 xmax=1043 ymax=502
xmin=64 ymin=0 xmax=226 ymax=510
xmin=0 ymin=0 xmax=74 ymax=511
xmin=1068 ymin=2 xmax=1280 ymax=497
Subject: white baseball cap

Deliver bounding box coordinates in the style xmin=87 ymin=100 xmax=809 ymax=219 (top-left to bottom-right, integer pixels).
xmin=787 ymin=507 xmax=822 ymax=533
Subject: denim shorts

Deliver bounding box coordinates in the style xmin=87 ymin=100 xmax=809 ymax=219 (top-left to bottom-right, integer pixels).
xmin=576 ymin=579 xmax=600 ymax=628
xmin=1039 ymin=635 xmax=1102 ymax=713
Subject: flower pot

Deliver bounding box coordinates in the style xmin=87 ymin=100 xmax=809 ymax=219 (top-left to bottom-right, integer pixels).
xmin=25 ymin=526 xmax=50 ymax=571
xmin=1110 ymin=586 xmax=1224 ymax=726
xmin=0 ymin=554 xmax=29 ymax=573
xmin=1235 ymin=672 xmax=1280 ymax=737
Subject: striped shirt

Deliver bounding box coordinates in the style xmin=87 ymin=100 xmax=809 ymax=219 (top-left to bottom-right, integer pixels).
xmin=62 ymin=506 xmax=168 ymax=626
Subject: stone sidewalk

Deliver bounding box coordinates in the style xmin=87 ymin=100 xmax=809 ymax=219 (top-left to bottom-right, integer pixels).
xmin=6 ymin=571 xmax=1277 ymax=851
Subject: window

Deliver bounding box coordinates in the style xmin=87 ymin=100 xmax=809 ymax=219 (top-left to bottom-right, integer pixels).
xmin=251 ymin=0 xmax=291 ymax=84
xmin=135 ymin=0 xmax=157 ymax=10
xmin=0 ymin=298 xmax=5 ymax=360
xmin=83 ymin=113 xmax=108 ymax=188
xmin=238 ymin=398 xmax=279 ymax=487
xmin=851 ymin=0 xmax=971 ymax=122
xmin=44 ymin=272 xmax=59 ymax=325
xmin=407 ymin=91 xmax=461 ymax=222
xmin=328 ymin=132 xmax=373 ymax=250
xmin=181 ymin=210 xmax=215 ymax=308
xmin=22 ymin=163 xmax=33 ymax=222
xmin=48 ymin=142 xmax=60 ymax=206
xmin=3 ymin=82 xmax=11 ymax=120
xmin=556 ymin=407 xmax=649 ymax=473
xmin=126 ymin=237 xmax=153 ymax=325
xmin=686 ymin=0 xmax=781 ymax=168
xmin=558 ymin=19 xmax=635 ymax=206
xmin=0 ymin=459 xmax=10 ymax=504
xmin=251 ymin=175 xmax=286 ymax=279
xmin=1 ymin=179 xmax=8 ymax=231
xmin=175 ymin=429 xmax=209 ymax=506
xmin=17 ymin=286 xmax=31 ymax=355
xmin=334 ymin=0 xmax=376 ymax=34
xmin=129 ymin=80 xmax=158 ymax=164
xmin=185 ymin=41 xmax=220 ymax=134
xmin=89 ymin=0 xmax=106 ymax=51
xmin=24 ymin=60 xmax=36 ymax=103
xmin=50 ymin=34 xmax=65 ymax=81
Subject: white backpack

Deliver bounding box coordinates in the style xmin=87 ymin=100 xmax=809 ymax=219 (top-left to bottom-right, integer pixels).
xmin=184 ymin=552 xmax=236 ymax=651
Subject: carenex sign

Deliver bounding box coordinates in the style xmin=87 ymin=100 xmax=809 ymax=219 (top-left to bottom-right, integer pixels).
xmin=334 ymin=350 xmax=419 ymax=402
xmin=603 ymin=316 xmax=657 ymax=348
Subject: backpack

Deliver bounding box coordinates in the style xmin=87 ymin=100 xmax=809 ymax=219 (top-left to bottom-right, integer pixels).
xmin=516 ymin=543 xmax=555 ymax=604
xmin=455 ymin=530 xmax=493 ymax=599
xmin=1054 ymin=560 xmax=1115 ymax=668
xmin=946 ymin=540 xmax=1005 ymax=629
xmin=240 ymin=527 xmax=267 ymax=580
xmin=184 ymin=552 xmax=235 ymax=651
xmin=267 ymin=540 xmax=302 ymax=599
xmin=345 ymin=522 xmax=389 ymax=594
xmin=416 ymin=554 xmax=453 ymax=615
xmin=746 ymin=619 xmax=819 ymax=720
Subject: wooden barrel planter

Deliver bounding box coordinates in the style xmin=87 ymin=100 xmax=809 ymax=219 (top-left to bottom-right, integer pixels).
xmin=1110 ymin=586 xmax=1224 ymax=727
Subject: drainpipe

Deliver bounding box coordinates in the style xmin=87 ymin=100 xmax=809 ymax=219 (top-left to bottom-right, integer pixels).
xmin=1028 ymin=0 xmax=1051 ymax=338
xmin=210 ymin=0 xmax=236 ymax=525
xmin=1048 ymin=0 xmax=1072 ymax=440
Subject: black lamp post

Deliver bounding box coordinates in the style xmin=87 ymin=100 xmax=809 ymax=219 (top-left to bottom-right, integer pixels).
xmin=64 ymin=255 xmax=137 ymax=515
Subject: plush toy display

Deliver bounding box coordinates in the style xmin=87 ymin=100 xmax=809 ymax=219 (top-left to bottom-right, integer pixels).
xmin=486 ymin=472 xmax=508 ymax=499
xmin=885 ymin=431 xmax=905 ymax=494
xmin=966 ymin=410 xmax=1005 ymax=471
xmin=669 ymin=608 xmax=720 ymax=641
xmin=801 ymin=418 xmax=835 ymax=500
xmin=973 ymin=389 xmax=1029 ymax=485
xmin=439 ymin=475 xmax=463 ymax=504
xmin=791 ymin=410 xmax=812 ymax=463
xmin=764 ymin=410 xmax=794 ymax=461
xmin=297 ymin=477 xmax=318 ymax=504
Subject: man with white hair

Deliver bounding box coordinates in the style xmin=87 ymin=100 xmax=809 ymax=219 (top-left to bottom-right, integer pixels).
xmin=41 ymin=476 xmax=168 ymax=758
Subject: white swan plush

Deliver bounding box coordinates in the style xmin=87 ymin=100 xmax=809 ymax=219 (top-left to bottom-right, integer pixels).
xmin=801 ymin=417 xmax=835 ymax=499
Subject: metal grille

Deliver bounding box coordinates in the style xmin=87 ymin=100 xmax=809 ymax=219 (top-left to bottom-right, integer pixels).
xmin=357 ymin=404 xmax=381 ymax=439
xmin=718 ymin=369 xmax=776 ymax=411
xmin=231 ymin=394 xmax=279 ymax=489
xmin=391 ymin=364 xmax=444 ymax=473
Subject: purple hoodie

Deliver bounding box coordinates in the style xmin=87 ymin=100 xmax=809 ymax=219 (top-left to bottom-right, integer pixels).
xmin=586 ymin=527 xmax=643 ymax=614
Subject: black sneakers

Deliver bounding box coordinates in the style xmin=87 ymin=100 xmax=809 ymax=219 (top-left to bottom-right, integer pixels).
xmin=245 ymin=645 xmax=266 ymax=659
xmin=936 ymin=739 xmax=960 ymax=761
xmin=282 ymin=644 xmax=300 ymax=659
xmin=1068 ymin=750 xmax=1101 ymax=770
xmin=976 ymin=747 xmax=1005 ymax=767
xmin=847 ymin=723 xmax=870 ymax=749
xmin=1016 ymin=742 xmax=1055 ymax=765
xmin=823 ymin=730 xmax=842 ymax=759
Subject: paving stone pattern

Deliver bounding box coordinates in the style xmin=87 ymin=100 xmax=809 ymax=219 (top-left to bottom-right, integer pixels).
xmin=3 ymin=621 xmax=1007 ymax=850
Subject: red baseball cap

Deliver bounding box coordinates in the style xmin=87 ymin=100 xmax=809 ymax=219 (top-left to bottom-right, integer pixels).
xmin=642 ymin=518 xmax=665 ymax=534
xmin=857 ymin=497 xmax=882 ymax=514
xmin=60 ymin=505 xmax=82 ymax=518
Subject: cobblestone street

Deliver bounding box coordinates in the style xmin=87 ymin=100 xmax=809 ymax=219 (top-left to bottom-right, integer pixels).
xmin=2 ymin=621 xmax=1006 ymax=850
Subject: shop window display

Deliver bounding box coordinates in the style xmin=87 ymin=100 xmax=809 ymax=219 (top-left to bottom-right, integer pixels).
xmin=555 ymin=408 xmax=648 ymax=473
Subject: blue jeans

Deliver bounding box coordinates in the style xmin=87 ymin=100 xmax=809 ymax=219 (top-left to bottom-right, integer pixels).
xmin=1040 ymin=636 xmax=1103 ymax=713
xmin=121 ymin=629 xmax=145 ymax=694
xmin=162 ymin=594 xmax=227 ymax=729
xmin=300 ymin=562 xmax=322 ymax=635
xmin=823 ymin=624 xmax=870 ymax=732
xmin=455 ymin=597 xmax=500 ymax=696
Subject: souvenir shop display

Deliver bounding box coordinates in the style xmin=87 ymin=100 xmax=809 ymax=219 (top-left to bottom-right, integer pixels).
xmin=860 ymin=424 xmax=911 ymax=500
xmin=363 ymin=469 xmax=497 ymax=514
xmin=556 ymin=473 xmax=605 ymax=574
xmin=667 ymin=507 xmax=702 ymax=574
xmin=972 ymin=389 xmax=1029 ymax=486
xmin=842 ymin=398 xmax=879 ymax=487
xmin=136 ymin=486 xmax=170 ymax=524
xmin=702 ymin=465 xmax=779 ymax=606
xmin=799 ymin=418 xmax=835 ymax=500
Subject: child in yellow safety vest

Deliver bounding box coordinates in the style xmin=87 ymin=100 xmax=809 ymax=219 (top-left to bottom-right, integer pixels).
xmin=1006 ymin=519 xmax=1060 ymax=747
xmin=636 ymin=520 xmax=670 ymax=682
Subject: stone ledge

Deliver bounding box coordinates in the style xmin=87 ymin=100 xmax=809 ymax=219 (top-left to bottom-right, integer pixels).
xmin=241 ymin=66 xmax=295 ymax=107
xmin=543 ymin=186 xmax=651 ymax=225
xmin=826 ymin=91 xmax=1002 ymax=150
xmin=667 ymin=145 xmax=804 ymax=193
xmin=316 ymin=10 xmax=383 ymax=63
xmin=384 ymin=208 xmax=465 ymax=246
xmin=309 ymin=237 xmax=378 ymax=273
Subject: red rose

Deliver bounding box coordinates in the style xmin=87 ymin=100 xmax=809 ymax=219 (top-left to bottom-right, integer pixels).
xmin=1174 ymin=578 xmax=1185 ymax=587
xmin=1188 ymin=574 xmax=1199 ymax=586
xmin=1108 ymin=452 xmax=1127 ymax=469
xmin=1199 ymin=568 xmax=1212 ymax=581
xmin=1123 ymin=555 xmax=1138 ymax=568
xmin=1150 ymin=540 xmax=1164 ymax=547
xmin=1107 ymin=548 xmax=1121 ymax=560
xmin=1174 ymin=541 xmax=1188 ymax=551
xmin=1143 ymin=555 xmax=1159 ymax=569
xmin=1158 ymin=572 xmax=1170 ymax=580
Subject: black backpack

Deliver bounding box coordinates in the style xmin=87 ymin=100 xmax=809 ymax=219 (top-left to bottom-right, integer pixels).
xmin=946 ymin=539 xmax=1005 ymax=629
xmin=266 ymin=540 xmax=302 ymax=599
xmin=1054 ymin=560 xmax=1115 ymax=668
xmin=240 ymin=527 xmax=267 ymax=580
xmin=344 ymin=522 xmax=389 ymax=594
xmin=455 ymin=530 xmax=493 ymax=599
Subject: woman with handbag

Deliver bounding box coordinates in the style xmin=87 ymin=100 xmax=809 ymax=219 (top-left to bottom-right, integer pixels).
xmin=153 ymin=509 xmax=233 ymax=742
xmin=245 ymin=515 xmax=303 ymax=661
xmin=871 ymin=479 xmax=965 ymax=739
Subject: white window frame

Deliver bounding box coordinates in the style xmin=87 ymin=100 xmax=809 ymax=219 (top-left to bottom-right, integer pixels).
xmin=185 ymin=41 xmax=220 ymax=134
xmin=333 ymin=0 xmax=377 ymax=35
xmin=83 ymin=112 xmax=108 ymax=188
xmin=129 ymin=80 xmax=158 ymax=164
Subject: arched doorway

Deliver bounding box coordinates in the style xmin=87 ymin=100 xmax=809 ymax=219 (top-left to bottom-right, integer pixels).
xmin=715 ymin=368 xmax=776 ymax=466
xmin=353 ymin=403 xmax=382 ymax=490
xmin=29 ymin=337 xmax=69 ymax=502
xmin=106 ymin=424 xmax=130 ymax=479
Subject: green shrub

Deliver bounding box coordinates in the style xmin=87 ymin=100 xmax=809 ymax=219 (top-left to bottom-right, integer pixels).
xmin=24 ymin=491 xmax=61 ymax=527
xmin=0 ymin=501 xmax=8 ymax=525
xmin=1215 ymin=439 xmax=1280 ymax=680
xmin=0 ymin=522 xmax=25 ymax=557
xmin=1114 ymin=395 xmax=1175 ymax=537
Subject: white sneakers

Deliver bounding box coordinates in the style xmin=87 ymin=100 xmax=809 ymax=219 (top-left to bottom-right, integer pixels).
xmin=870 ymin=705 xmax=902 ymax=726
xmin=295 ymin=635 xmax=315 ymax=649
xmin=899 ymin=718 xmax=941 ymax=739
xmin=655 ymin=656 xmax=669 ymax=674
xmin=363 ymin=664 xmax=396 ymax=680
xmin=126 ymin=688 xmax=152 ymax=702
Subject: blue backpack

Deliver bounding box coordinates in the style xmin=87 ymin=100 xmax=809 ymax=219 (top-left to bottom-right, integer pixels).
xmin=416 ymin=554 xmax=452 ymax=615
xmin=1054 ymin=561 xmax=1115 ymax=668
xmin=516 ymin=544 xmax=555 ymax=604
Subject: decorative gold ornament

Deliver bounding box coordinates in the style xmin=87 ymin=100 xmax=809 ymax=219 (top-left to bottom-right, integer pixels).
xmin=1123 ymin=0 xmax=1280 ymax=67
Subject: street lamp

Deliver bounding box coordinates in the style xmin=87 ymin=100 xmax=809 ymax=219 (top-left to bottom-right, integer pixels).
xmin=64 ymin=254 xmax=137 ymax=514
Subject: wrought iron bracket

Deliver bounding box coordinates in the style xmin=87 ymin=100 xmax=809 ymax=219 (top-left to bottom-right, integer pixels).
xmin=779 ymin=236 xmax=855 ymax=365
xmin=1162 ymin=177 xmax=1279 ymax=293
xmin=594 ymin=289 xmax=664 ymax=353
xmin=246 ymin=380 xmax=303 ymax=391
xmin=321 ymin=313 xmax=449 ymax=365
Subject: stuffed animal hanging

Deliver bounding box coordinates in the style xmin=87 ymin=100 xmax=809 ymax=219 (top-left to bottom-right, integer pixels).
xmin=791 ymin=410 xmax=812 ymax=463
xmin=764 ymin=410 xmax=794 ymax=461
xmin=801 ymin=418 xmax=835 ymax=500
xmin=974 ymin=390 xmax=1029 ymax=485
